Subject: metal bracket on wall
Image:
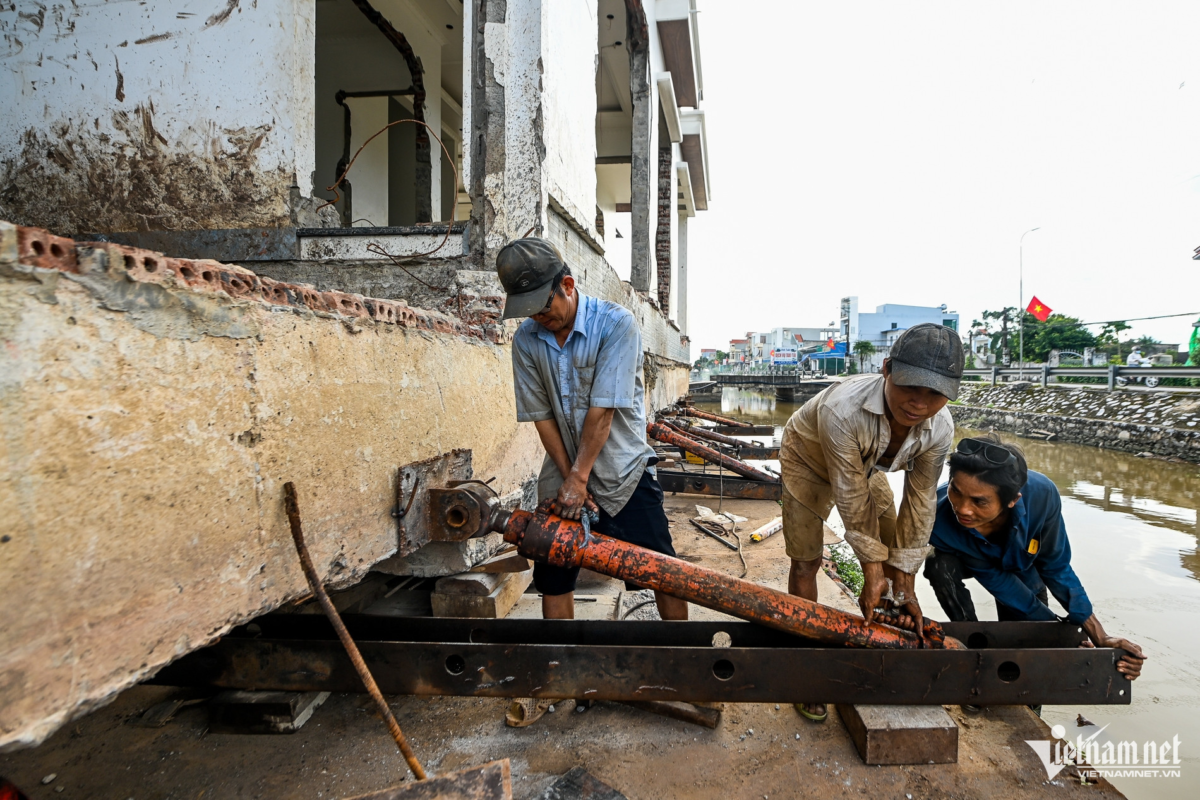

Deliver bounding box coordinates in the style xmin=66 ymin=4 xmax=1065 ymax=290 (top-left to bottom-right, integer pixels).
xmin=390 ymin=450 xmax=474 ymax=556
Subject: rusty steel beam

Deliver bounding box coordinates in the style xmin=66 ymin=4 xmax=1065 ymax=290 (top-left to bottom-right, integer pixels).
xmin=656 ymin=470 xmax=782 ymax=501
xmin=670 ymin=407 xmax=753 ymax=428
xmin=152 ymin=617 xmax=1132 ymax=707
xmin=499 ymin=506 xmax=954 ymax=649
xmin=646 ymin=422 xmax=777 ymax=482
xmin=736 ymin=446 xmax=780 ymax=460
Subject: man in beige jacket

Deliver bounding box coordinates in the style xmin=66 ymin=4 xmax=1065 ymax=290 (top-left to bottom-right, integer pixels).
xmin=780 ymin=323 xmax=963 ymax=721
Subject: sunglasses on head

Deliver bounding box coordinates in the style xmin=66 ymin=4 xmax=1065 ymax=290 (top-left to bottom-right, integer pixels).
xmin=956 ymin=438 xmax=1015 ymax=466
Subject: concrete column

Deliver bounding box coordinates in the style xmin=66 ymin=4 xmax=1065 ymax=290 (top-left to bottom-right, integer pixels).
xmin=655 ymin=143 xmax=672 ymax=315
xmin=629 ymin=42 xmax=652 ymax=292
xmin=677 ymin=213 xmax=688 ymax=335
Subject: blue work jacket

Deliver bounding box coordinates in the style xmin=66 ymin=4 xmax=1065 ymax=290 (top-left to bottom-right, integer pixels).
xmin=930 ymin=470 xmax=1094 ymax=623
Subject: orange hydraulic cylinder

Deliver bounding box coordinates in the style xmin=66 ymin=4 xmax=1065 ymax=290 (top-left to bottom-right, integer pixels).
xmin=500 ymin=507 xmax=960 ymax=650
xmin=647 ymin=422 xmax=777 ymax=483
xmin=663 ymin=419 xmax=746 ymax=449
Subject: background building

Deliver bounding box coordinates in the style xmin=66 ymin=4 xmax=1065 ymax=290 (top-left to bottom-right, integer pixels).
xmin=840 ymin=296 xmax=961 ymax=372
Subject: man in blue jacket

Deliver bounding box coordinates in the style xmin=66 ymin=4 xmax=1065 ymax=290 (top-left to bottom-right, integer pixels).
xmin=923 ymin=434 xmax=1144 ymax=680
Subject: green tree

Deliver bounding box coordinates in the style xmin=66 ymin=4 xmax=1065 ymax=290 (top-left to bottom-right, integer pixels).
xmin=852 ymin=339 xmax=877 ymax=372
xmin=1023 ymin=314 xmax=1098 ymax=361
xmin=981 ymin=308 xmax=1020 ymax=361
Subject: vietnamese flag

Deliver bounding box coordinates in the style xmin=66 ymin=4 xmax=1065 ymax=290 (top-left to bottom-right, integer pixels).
xmin=1026 ymin=296 xmax=1052 ymax=322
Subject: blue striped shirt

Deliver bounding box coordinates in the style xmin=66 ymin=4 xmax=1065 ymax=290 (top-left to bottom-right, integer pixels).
xmin=512 ymin=293 xmax=655 ymax=516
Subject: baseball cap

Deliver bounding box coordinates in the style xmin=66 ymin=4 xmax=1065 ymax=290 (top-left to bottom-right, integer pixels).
xmin=887 ymin=323 xmax=964 ymax=400
xmin=497 ymin=238 xmax=567 ymax=319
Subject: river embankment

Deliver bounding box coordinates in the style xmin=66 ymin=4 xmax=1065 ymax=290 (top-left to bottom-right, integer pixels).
xmin=950 ymin=382 xmax=1200 ymax=462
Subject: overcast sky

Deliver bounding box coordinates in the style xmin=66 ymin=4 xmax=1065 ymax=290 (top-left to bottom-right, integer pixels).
xmin=686 ymin=1 xmax=1200 ymax=354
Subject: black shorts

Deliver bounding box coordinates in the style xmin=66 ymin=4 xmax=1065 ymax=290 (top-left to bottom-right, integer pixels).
xmin=533 ymin=470 xmax=677 ymax=596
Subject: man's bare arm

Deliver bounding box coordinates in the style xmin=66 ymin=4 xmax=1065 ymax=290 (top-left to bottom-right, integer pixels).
xmin=556 ymin=407 xmax=615 ymax=519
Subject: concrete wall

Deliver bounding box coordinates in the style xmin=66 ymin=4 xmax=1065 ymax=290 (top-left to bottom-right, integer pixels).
xmin=951 ymin=383 xmax=1200 ymax=463
xmin=0 ymin=222 xmax=542 ymax=751
xmin=0 ymin=0 xmax=318 ymax=234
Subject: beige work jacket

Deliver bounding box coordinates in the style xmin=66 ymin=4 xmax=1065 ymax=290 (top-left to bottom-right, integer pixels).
xmin=780 ymin=374 xmax=953 ymax=573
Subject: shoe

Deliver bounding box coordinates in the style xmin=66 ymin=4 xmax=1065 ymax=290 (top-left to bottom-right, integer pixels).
xmin=795 ymin=702 xmax=828 ymax=723
xmin=505 ymin=698 xmax=552 ymax=728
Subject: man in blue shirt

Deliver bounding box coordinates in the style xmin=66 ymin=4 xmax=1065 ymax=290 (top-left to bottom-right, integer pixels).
xmin=498 ymin=238 xmax=688 ymax=724
xmin=923 ymin=435 xmax=1144 ymax=680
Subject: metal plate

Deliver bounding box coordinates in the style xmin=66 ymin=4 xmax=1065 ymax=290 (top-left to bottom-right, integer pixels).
xmin=656 ymin=470 xmax=781 ymax=501
xmin=153 ymin=618 xmax=1130 ymax=706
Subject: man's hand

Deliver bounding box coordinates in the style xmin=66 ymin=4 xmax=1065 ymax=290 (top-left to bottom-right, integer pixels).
xmin=883 ymin=564 xmax=924 ymax=641
xmin=1080 ymin=637 xmax=1146 ymax=680
xmin=858 ymin=561 xmax=889 ymax=626
xmin=556 ymin=472 xmax=590 ymax=520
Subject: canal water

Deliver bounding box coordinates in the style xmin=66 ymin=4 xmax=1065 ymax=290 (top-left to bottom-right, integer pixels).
xmin=697 ymin=388 xmax=1200 ymax=798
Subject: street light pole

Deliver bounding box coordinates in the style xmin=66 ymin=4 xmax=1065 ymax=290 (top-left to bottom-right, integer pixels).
xmin=1019 ymin=227 xmax=1041 ymax=380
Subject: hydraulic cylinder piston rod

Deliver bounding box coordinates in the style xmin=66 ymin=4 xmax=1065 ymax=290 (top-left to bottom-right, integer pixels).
xmin=647 ymin=422 xmax=777 ymax=483
xmin=491 ymin=505 xmax=960 ymax=650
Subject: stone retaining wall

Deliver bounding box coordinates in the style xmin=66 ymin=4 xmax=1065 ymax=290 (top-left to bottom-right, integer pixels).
xmin=951 ymin=383 xmax=1200 ymax=462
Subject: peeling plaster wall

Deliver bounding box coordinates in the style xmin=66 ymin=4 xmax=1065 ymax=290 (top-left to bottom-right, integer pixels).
xmin=0 ymin=237 xmax=542 ymax=751
xmin=0 ymin=0 xmax=317 ymax=235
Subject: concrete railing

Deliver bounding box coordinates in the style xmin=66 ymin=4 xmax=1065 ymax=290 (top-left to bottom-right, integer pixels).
xmin=963 ymin=366 xmax=1200 ymax=391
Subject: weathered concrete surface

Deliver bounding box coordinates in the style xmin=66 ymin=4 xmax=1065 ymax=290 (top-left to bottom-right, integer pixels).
xmin=0 ymin=0 xmax=319 ymax=234
xmin=952 ymin=383 xmax=1200 ymax=462
xmin=0 ymin=229 xmax=543 ymax=752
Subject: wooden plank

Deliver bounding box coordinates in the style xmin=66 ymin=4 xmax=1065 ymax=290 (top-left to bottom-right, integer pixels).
xmin=837 ymin=704 xmax=958 ymax=765
xmin=346 ymin=759 xmax=512 ymax=800
xmin=431 ymin=568 xmax=533 ymax=618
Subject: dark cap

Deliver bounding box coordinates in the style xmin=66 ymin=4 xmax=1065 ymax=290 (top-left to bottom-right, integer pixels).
xmin=497 ymin=238 xmax=566 ymax=319
xmin=887 ymin=323 xmax=964 ymax=400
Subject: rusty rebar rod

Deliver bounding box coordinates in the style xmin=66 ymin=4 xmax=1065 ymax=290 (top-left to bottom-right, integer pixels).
xmin=499 ymin=506 xmax=957 ymax=649
xmin=647 ymin=422 xmax=778 ymax=483
xmin=671 ymin=407 xmax=753 ymax=428
xmin=283 ymin=482 xmax=427 ymax=780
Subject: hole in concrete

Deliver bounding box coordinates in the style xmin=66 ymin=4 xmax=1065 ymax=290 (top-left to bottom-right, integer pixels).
xmin=712 ymin=659 xmax=735 ymax=681
xmin=180 ymin=265 xmax=196 ymax=280
xmin=31 ymin=240 xmax=45 ymax=255
xmin=967 ymin=632 xmax=989 ymax=649
xmin=50 ymin=243 xmax=64 ymax=258
xmin=124 ymin=254 xmax=137 ymax=270
xmin=997 ymin=661 xmax=1021 ymax=682
xmin=711 ymin=631 xmax=731 ymax=648
xmin=446 ymin=506 xmax=468 ymax=528
xmin=445 ymin=654 xmax=466 ymax=675
xmin=143 ymin=257 xmax=158 ymax=272
xmin=201 ymin=270 xmax=214 ymax=282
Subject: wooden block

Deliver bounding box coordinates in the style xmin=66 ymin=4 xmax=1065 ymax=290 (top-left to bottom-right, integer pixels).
xmin=837 ymin=704 xmax=958 ymax=765
xmin=469 ymin=551 xmax=532 ymax=574
xmin=346 ymin=759 xmax=512 ymax=799
xmin=208 ymin=690 xmax=330 ymax=734
xmin=435 ymin=571 xmax=505 ymax=596
xmin=432 ymin=568 xmax=533 ymax=618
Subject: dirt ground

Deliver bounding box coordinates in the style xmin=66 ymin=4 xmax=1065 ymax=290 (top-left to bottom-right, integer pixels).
xmin=0 ymin=496 xmax=1124 ymax=799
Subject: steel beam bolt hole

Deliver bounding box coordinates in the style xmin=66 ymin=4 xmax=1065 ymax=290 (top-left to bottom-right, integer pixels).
xmin=712 ymin=659 xmax=735 ymax=681
xmin=446 ymin=506 xmax=468 ymax=528
xmin=445 ymin=654 xmax=466 ymax=675
xmin=469 ymin=628 xmax=488 ymax=644
xmin=711 ymin=631 xmax=731 ymax=648
xmin=997 ymin=661 xmax=1020 ymax=682
xmin=967 ymin=632 xmax=989 ymax=649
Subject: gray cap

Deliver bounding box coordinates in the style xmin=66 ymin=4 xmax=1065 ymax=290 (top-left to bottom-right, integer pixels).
xmin=887 ymin=323 xmax=964 ymax=400
xmin=497 ymin=237 xmax=566 ymax=319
